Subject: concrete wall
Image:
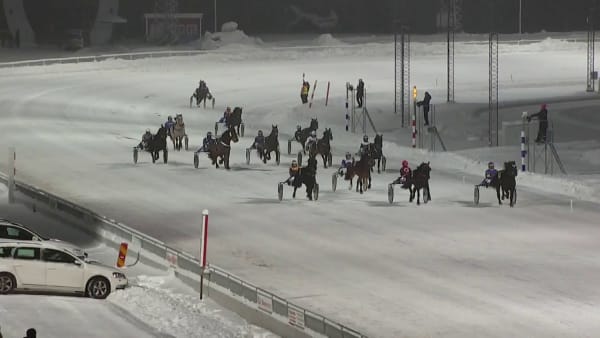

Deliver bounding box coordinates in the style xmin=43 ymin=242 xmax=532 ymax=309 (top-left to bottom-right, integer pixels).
xmin=2 ymin=0 xmax=35 ymax=46
xmin=90 ymin=0 xmax=119 ymax=45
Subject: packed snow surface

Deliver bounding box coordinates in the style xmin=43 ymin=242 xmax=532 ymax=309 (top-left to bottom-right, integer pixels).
xmin=1 ymin=33 xmax=600 ymax=337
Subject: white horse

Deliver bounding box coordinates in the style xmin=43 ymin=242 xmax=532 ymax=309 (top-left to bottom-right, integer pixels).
xmin=171 ymin=114 xmax=188 ymax=151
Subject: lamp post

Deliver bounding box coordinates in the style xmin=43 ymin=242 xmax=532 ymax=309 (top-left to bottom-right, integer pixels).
xmin=214 ymin=0 xmax=217 ymax=32
xmin=518 ymin=0 xmax=522 ymax=34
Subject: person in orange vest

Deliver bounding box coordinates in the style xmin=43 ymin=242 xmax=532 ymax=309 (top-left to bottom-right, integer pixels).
xmin=300 ymin=80 xmax=310 ymax=104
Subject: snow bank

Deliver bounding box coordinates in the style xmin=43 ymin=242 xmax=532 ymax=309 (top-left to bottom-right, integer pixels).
xmin=199 ymin=23 xmax=263 ymax=50
xmin=109 ymin=274 xmax=276 ymax=338
xmin=313 ymin=34 xmax=346 ymax=46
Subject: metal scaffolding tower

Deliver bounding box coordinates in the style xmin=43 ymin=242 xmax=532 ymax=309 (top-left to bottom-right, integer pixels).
xmin=447 ymin=0 xmax=456 ymax=103
xmin=587 ymin=7 xmax=596 ymax=92
xmin=394 ymin=23 xmax=410 ymax=128
xmin=489 ymin=32 xmax=499 ymax=147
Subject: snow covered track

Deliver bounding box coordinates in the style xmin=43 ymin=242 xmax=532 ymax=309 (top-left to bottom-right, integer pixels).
xmin=2 ymin=35 xmax=600 ymax=337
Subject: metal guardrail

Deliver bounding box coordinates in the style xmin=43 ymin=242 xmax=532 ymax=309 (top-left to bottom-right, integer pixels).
xmin=0 ymin=172 xmax=367 ymax=338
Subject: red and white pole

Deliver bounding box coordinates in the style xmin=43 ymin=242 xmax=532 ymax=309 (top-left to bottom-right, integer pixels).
xmin=411 ymin=115 xmax=416 ymax=148
xmin=325 ymin=81 xmax=331 ymax=106
xmin=200 ymin=209 xmax=209 ymax=299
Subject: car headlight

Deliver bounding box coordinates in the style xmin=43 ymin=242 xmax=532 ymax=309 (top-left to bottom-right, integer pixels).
xmin=112 ymin=272 xmax=126 ymax=279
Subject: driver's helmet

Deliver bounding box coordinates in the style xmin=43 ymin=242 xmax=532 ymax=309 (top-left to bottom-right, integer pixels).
xmin=146 ymin=128 xmax=151 ymax=133
xmin=363 ymin=135 xmax=369 ymax=142
xmin=291 ymin=160 xmax=298 ymax=168
xmin=296 ymin=125 xmax=302 ymax=131
xmin=207 ymin=131 xmax=212 ymax=138
xmin=226 ymin=106 xmax=232 ymax=113
xmin=258 ymin=130 xmax=263 ymax=137
xmin=345 ymin=152 xmax=352 ymax=160
xmin=488 ymin=161 xmax=495 ymax=169
xmin=311 ymin=130 xmax=317 ymax=137
xmin=402 ymin=160 xmax=409 ymax=167
xmin=168 ymin=116 xmax=173 ymax=121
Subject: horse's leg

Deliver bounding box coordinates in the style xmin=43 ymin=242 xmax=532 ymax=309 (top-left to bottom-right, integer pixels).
xmin=293 ymin=186 xmax=297 ymax=199
xmin=409 ymin=186 xmax=414 ymax=202
xmin=368 ymin=173 xmax=372 ymax=189
xmin=306 ymin=181 xmax=313 ymax=200
xmin=496 ymin=185 xmax=502 ymax=205
xmin=417 ymin=188 xmax=421 ymax=205
xmin=377 ymin=158 xmax=381 ymax=174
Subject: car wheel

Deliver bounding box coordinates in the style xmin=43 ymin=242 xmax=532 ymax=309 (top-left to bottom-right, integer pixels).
xmin=87 ymin=277 xmax=111 ymax=299
xmin=0 ymin=273 xmax=16 ymax=294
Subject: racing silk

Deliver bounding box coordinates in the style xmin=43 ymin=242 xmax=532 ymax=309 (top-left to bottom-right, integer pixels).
xmin=301 ymin=82 xmax=309 ymax=95
xmin=289 ymin=166 xmax=300 ymax=177
xmin=485 ymin=168 xmax=498 ymax=180
xmin=400 ymin=166 xmax=412 ymax=178
xmin=164 ymin=120 xmax=175 ymax=131
xmin=305 ymin=135 xmax=317 ymax=151
xmin=142 ymin=132 xmax=152 ymax=143
xmin=341 ymin=159 xmax=354 ymax=169
xmin=253 ymin=135 xmax=265 ymax=147
xmin=218 ymin=113 xmax=229 ymax=124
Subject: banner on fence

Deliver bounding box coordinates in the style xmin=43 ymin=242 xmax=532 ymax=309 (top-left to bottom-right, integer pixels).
xmin=257 ymin=291 xmax=273 ymax=314
xmin=288 ymin=305 xmax=305 ymax=329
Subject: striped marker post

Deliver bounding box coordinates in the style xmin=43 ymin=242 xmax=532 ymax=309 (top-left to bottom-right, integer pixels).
xmin=412 ymin=86 xmax=417 ymax=148
xmin=8 ymin=147 xmax=15 ymax=204
xmin=116 ymin=242 xmax=128 ymax=268
xmin=200 ymin=209 xmax=209 ymax=299
xmin=520 ymin=130 xmax=527 ymax=171
xmin=345 ymin=82 xmax=350 ymax=131
xmin=325 ymin=81 xmax=330 ymax=106
xmin=308 ymin=80 xmax=318 ymax=108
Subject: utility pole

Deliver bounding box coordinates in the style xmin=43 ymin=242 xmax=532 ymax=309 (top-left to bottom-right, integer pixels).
xmin=519 ymin=0 xmax=523 ymax=34
xmin=214 ymin=0 xmax=217 ymax=32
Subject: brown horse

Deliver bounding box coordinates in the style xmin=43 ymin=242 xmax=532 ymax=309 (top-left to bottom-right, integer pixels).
xmin=345 ymin=152 xmax=372 ymax=194
xmin=207 ymin=126 xmax=239 ymax=169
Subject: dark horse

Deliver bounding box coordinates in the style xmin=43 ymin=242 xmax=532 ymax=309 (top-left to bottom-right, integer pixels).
xmin=148 ymin=125 xmax=168 ymax=162
xmin=226 ymin=107 xmax=243 ymax=136
xmin=292 ymin=156 xmax=318 ymax=200
xmin=403 ymin=162 xmax=431 ymax=205
xmin=498 ymin=161 xmax=517 ymax=207
xmin=345 ymin=152 xmax=372 ymax=194
xmin=207 ymin=126 xmax=239 ymax=169
xmin=294 ymin=118 xmax=318 ymax=153
xmin=262 ymin=125 xmax=279 ymax=163
xmin=308 ymin=128 xmax=332 ymax=168
xmin=372 ymin=134 xmax=384 ymax=173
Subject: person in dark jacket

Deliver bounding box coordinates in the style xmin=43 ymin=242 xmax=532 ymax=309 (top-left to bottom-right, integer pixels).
xmin=416 ymin=91 xmax=432 ymax=126
xmin=527 ymin=103 xmax=548 ymax=143
xmin=356 ymin=79 xmax=365 ymax=108
xmin=300 ymin=81 xmax=310 ymax=104
xmin=24 ymin=328 xmax=36 ymax=338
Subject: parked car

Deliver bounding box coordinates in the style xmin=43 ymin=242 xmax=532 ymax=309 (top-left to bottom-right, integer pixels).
xmin=0 ymin=219 xmax=87 ymax=259
xmin=0 ymin=241 xmax=127 ymax=299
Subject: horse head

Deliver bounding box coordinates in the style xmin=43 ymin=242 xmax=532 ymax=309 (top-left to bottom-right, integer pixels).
xmin=156 ymin=125 xmax=167 ymax=140
xmin=271 ymin=124 xmax=279 ymax=138
xmin=504 ymin=161 xmax=517 ymax=176
xmin=323 ymin=128 xmax=332 ymax=142
xmin=417 ymin=162 xmax=431 ymax=179
xmin=310 ymin=118 xmax=318 ymax=131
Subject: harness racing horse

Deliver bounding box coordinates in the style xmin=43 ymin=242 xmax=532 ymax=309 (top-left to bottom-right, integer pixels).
xmin=148 ymin=125 xmax=168 ymax=163
xmin=292 ymin=156 xmax=318 ymax=200
xmin=499 ymin=161 xmax=518 ymax=207
xmin=170 ymin=114 xmax=188 ymax=151
xmin=345 ymin=152 xmax=372 ymax=194
xmin=294 ymin=118 xmax=318 ymax=154
xmin=226 ymin=107 xmax=244 ymax=136
xmin=262 ymin=125 xmax=280 ymax=164
xmin=310 ymin=128 xmax=333 ymax=168
xmin=207 ymin=126 xmax=239 ymax=169
xmin=372 ymin=134 xmax=384 ymax=173
xmin=405 ymin=162 xmax=431 ymax=205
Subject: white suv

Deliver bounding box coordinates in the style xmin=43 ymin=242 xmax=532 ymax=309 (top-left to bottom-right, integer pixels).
xmin=0 ymin=219 xmax=87 ymax=259
xmin=0 ymin=241 xmax=127 ymax=299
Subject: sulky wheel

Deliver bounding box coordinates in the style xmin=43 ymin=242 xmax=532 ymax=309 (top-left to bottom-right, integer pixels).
xmin=474 ymin=185 xmax=480 ymax=205
xmin=332 ymin=173 xmax=337 ymax=192
xmin=388 ymin=184 xmax=394 ymax=204
xmin=214 ymin=122 xmax=219 ymax=136
xmin=511 ymin=189 xmax=517 ymax=207
xmin=133 ymin=147 xmax=138 ymax=164
xmin=163 ymin=149 xmax=168 ymax=163
xmin=240 ymin=123 xmax=245 ymax=137
xmin=276 ymin=147 xmax=281 ymax=165
xmin=287 ymin=140 xmax=292 ymax=155
xmin=184 ymin=135 xmax=189 ymax=150
xmin=297 ymin=152 xmax=303 ymax=166
xmin=313 ymin=183 xmax=319 ymax=201
xmin=278 ymin=182 xmax=284 ymax=201
xmin=246 ymin=148 xmax=251 ymax=165
xmin=194 ymin=153 xmax=199 ymax=168
xmin=327 ymin=153 xmax=332 ymax=168
xmin=382 ymin=156 xmax=387 ymax=172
